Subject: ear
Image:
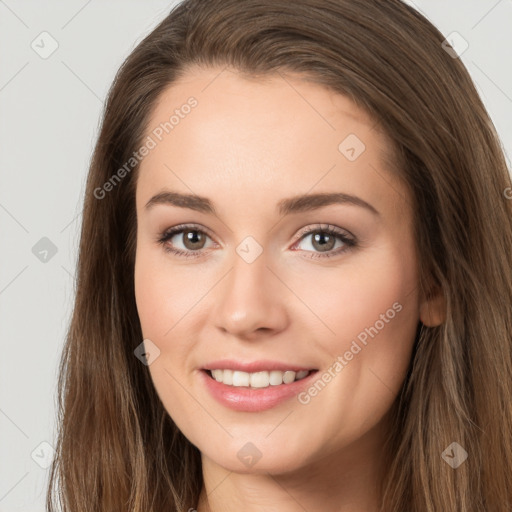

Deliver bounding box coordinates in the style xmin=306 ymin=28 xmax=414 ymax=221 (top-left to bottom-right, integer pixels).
xmin=419 ymin=284 xmax=446 ymax=327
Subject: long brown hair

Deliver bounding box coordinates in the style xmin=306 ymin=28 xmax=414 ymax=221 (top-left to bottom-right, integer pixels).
xmin=46 ymin=0 xmax=512 ymax=510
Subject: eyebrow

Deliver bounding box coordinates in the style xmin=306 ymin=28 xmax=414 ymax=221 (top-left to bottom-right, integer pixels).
xmin=144 ymin=190 xmax=380 ymax=217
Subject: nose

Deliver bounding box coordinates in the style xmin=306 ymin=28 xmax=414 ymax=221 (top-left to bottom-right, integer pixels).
xmin=212 ymin=247 xmax=289 ymax=340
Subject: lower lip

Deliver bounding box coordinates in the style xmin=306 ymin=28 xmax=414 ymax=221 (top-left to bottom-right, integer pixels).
xmin=200 ymin=370 xmax=318 ymax=412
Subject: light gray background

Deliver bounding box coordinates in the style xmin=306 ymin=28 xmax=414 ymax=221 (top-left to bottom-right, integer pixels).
xmin=0 ymin=1 xmax=511 ymax=510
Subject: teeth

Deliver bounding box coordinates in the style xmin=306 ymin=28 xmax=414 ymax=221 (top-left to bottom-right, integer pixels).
xmin=222 ymin=369 xmax=233 ymax=385
xmin=208 ymin=369 xmax=312 ymax=388
xmin=269 ymin=370 xmax=283 ymax=386
xmin=250 ymin=371 xmax=269 ymax=388
xmin=232 ymin=370 xmax=250 ymax=387
xmin=212 ymin=369 xmax=223 ymax=382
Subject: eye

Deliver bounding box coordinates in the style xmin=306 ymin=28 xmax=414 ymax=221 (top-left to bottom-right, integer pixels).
xmin=156 ymin=224 xmax=216 ymax=259
xmin=157 ymin=223 xmax=357 ymax=260
xmin=291 ymin=224 xmax=357 ymax=259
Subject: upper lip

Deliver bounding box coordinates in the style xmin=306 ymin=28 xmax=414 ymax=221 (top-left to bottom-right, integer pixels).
xmin=202 ymin=359 xmax=317 ymax=373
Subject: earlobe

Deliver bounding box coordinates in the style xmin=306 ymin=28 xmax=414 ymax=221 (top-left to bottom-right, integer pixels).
xmin=419 ymin=285 xmax=446 ymax=327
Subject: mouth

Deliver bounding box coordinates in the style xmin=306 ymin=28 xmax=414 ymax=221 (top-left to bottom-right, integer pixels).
xmin=200 ymin=366 xmax=320 ymax=412
xmin=203 ymin=368 xmax=317 ymax=388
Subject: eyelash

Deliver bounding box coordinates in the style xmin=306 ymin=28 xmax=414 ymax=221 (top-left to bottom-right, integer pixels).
xmin=156 ymin=223 xmax=357 ymax=260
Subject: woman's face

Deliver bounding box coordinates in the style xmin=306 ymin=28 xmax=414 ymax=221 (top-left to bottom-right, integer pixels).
xmin=134 ymin=67 xmax=441 ymax=475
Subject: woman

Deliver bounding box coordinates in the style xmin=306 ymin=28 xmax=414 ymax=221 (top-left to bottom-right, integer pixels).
xmin=46 ymin=0 xmax=512 ymax=510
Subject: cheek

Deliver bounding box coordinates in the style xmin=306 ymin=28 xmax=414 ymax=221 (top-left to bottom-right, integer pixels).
xmin=134 ymin=241 xmax=204 ymax=410
xmin=134 ymin=245 xmax=199 ymax=426
xmin=294 ymin=244 xmax=420 ymax=419
xmin=338 ymin=268 xmax=415 ymax=343
xmin=291 ymin=250 xmax=419 ymax=445
xmin=134 ymin=243 xmax=193 ymax=340
xmin=326 ymin=245 xmax=420 ymax=398
xmin=134 ymin=254 xmax=168 ymax=340
xmin=294 ymin=249 xmax=418 ymax=351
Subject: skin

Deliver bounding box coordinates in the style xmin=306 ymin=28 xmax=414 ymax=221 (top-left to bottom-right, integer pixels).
xmin=134 ymin=66 xmax=445 ymax=512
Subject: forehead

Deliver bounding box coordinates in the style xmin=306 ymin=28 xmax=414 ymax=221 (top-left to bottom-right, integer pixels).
xmin=136 ymin=67 xmax=408 ymax=220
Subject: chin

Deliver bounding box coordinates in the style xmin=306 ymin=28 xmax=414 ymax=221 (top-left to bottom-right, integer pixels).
xmin=197 ymin=434 xmax=315 ymax=475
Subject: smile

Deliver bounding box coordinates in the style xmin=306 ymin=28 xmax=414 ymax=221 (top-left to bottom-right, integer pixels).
xmin=207 ymin=369 xmax=313 ymax=388
xmin=201 ymin=367 xmax=320 ymax=412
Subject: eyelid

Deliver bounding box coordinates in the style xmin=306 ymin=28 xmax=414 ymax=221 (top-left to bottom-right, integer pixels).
xmin=160 ymin=223 xmax=218 ymax=243
xmin=293 ymin=223 xmax=355 ymax=242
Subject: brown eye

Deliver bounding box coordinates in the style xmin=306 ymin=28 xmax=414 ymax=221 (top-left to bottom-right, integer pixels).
xmin=181 ymin=229 xmax=207 ymax=250
xmin=310 ymin=231 xmax=337 ymax=252
xmin=157 ymin=224 xmax=215 ymax=258
xmin=292 ymin=225 xmax=357 ymax=260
